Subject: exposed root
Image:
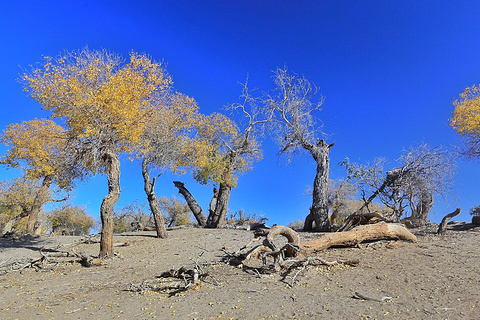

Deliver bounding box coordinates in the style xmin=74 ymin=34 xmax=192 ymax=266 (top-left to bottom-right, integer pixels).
xmin=223 ymin=223 xmax=416 ymax=285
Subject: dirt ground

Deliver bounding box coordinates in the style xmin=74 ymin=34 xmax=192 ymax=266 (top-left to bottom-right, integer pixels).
xmin=1 ymin=222 xmax=479 ymax=320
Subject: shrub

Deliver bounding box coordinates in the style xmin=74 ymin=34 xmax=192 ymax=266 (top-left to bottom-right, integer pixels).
xmin=113 ymin=201 xmax=152 ymax=233
xmin=48 ymin=205 xmax=96 ymax=235
xmin=470 ymin=205 xmax=480 ymax=217
xmin=226 ymin=209 xmax=268 ymax=225
xmin=287 ymin=220 xmax=304 ymax=230
xmin=159 ymin=196 xmax=192 ymax=227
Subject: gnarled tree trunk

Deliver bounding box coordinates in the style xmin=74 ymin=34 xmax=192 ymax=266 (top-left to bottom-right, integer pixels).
xmin=99 ymin=153 xmax=121 ymax=258
xmin=409 ymin=176 xmax=433 ymax=226
xmin=301 ymin=223 xmax=417 ymax=254
xmin=304 ymin=139 xmax=333 ymax=232
xmin=173 ymin=181 xmax=207 ymax=227
xmin=206 ymin=183 xmax=231 ymax=228
xmin=142 ymin=160 xmax=167 ymax=238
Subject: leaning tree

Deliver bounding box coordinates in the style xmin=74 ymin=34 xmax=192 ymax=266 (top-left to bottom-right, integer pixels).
xmin=22 ymin=48 xmax=172 ymax=258
xmin=264 ymin=67 xmax=334 ymax=232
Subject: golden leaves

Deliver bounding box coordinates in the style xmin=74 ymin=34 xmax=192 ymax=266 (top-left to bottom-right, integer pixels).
xmin=451 ymin=84 xmax=480 ymax=136
xmin=1 ymin=119 xmax=66 ymax=181
xmin=22 ymin=48 xmax=173 ymax=166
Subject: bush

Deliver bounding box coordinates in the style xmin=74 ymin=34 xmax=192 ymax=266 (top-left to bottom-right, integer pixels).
xmin=48 ymin=205 xmax=96 ymax=235
xmin=226 ymin=209 xmax=268 ymax=225
xmin=113 ymin=201 xmax=152 ymax=233
xmin=159 ymin=196 xmax=192 ymax=227
xmin=470 ymin=205 xmax=480 ymax=217
xmin=287 ymin=220 xmax=304 ymax=230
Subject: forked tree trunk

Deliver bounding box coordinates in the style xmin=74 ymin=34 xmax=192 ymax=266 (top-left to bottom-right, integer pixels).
xmin=2 ymin=175 xmax=53 ymax=236
xmin=173 ymin=181 xmax=207 ymax=227
xmin=173 ymin=181 xmax=231 ymax=228
xmin=26 ymin=175 xmax=53 ymax=234
xmin=304 ymin=139 xmax=333 ymax=232
xmin=99 ymin=153 xmax=121 ymax=258
xmin=142 ymin=160 xmax=167 ymax=238
xmin=207 ymin=183 xmax=231 ymax=228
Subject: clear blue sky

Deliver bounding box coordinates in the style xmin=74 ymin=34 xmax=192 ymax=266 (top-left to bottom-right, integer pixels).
xmin=1 ymin=1 xmax=479 ymax=225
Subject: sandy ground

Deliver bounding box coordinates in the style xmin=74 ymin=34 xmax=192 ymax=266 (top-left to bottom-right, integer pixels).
xmin=0 ymin=222 xmax=479 ymax=320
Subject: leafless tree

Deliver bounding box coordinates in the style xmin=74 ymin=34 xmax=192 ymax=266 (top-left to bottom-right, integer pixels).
xmin=263 ymin=67 xmax=333 ymax=231
xmin=342 ymin=144 xmax=457 ymax=227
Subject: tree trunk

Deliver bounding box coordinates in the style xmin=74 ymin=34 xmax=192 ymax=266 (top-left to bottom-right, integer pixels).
xmin=99 ymin=153 xmax=121 ymax=258
xmin=142 ymin=160 xmax=167 ymax=238
xmin=208 ymin=186 xmax=218 ymax=218
xmin=304 ymin=139 xmax=333 ymax=232
xmin=173 ymin=181 xmax=207 ymax=227
xmin=437 ymin=208 xmax=460 ymax=234
xmin=207 ymin=183 xmax=231 ymax=228
xmin=409 ymin=176 xmax=433 ymax=226
xmin=26 ymin=175 xmax=53 ymax=234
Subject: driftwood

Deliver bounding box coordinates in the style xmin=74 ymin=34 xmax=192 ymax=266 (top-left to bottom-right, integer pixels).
xmin=437 ymin=208 xmax=461 ymax=234
xmin=301 ymin=223 xmax=417 ymax=255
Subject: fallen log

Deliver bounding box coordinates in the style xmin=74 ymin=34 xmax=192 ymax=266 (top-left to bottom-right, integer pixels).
xmin=300 ymin=223 xmax=417 ymax=255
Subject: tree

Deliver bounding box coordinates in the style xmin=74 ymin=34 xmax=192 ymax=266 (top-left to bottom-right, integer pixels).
xmin=0 ymin=178 xmax=49 ymax=235
xmin=264 ymin=67 xmax=333 ymax=232
xmin=341 ymin=144 xmax=456 ymax=227
xmin=174 ymin=81 xmax=269 ymax=228
xmin=48 ymin=204 xmax=96 ymax=235
xmin=450 ymin=84 xmax=480 ymax=159
xmin=22 ymin=48 xmax=172 ymax=257
xmin=138 ymin=92 xmax=199 ymax=237
xmin=1 ymin=119 xmax=75 ymax=234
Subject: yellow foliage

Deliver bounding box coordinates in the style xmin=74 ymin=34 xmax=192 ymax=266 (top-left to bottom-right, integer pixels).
xmin=1 ymin=119 xmax=67 ymax=185
xmin=450 ymin=85 xmax=480 ymax=136
xmin=177 ymin=112 xmax=251 ymax=187
xmin=22 ymin=48 xmax=173 ymax=172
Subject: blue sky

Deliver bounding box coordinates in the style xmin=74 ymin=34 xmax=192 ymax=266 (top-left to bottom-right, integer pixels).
xmin=1 ymin=1 xmax=479 ymax=225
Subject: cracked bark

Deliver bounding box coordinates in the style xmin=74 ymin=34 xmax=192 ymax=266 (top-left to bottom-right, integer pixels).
xmin=99 ymin=153 xmax=121 ymax=258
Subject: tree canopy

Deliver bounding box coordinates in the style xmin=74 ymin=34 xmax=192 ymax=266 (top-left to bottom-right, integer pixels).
xmin=450 ymin=84 xmax=480 ymax=159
